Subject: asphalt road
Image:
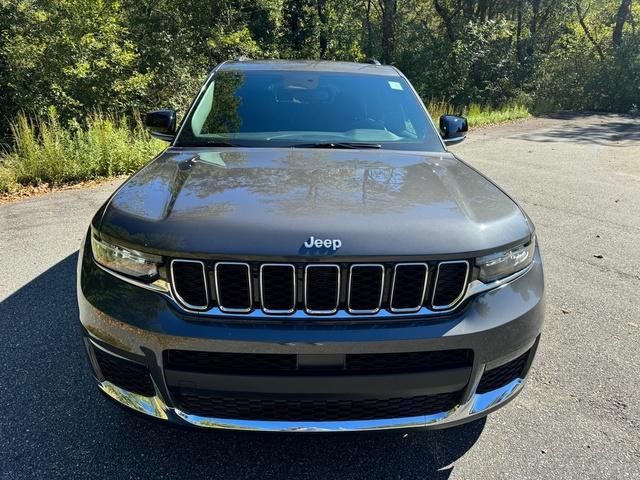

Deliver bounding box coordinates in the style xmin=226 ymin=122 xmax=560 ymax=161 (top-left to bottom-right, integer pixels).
xmin=1 ymin=113 xmax=638 ymax=479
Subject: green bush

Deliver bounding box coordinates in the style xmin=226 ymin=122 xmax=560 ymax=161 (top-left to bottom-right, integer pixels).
xmin=0 ymin=109 xmax=164 ymax=193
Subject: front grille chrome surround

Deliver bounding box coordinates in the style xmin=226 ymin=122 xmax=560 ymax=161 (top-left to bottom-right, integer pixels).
xmin=169 ymin=259 xmax=209 ymax=310
xmin=304 ymin=264 xmax=341 ymax=315
xmin=389 ymin=263 xmax=429 ymax=313
xmin=347 ymin=264 xmax=385 ymax=314
xmin=431 ymin=260 xmax=470 ymax=310
xmin=162 ymin=254 xmax=511 ymax=318
xmin=214 ymin=262 xmax=253 ymax=313
xmin=259 ymin=264 xmax=296 ymax=314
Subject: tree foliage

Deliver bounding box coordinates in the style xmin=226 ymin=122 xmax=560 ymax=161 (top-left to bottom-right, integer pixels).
xmin=0 ymin=0 xmax=638 ymax=142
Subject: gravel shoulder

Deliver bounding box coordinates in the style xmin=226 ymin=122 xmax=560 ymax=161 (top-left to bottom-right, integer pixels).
xmin=1 ymin=113 xmax=638 ymax=479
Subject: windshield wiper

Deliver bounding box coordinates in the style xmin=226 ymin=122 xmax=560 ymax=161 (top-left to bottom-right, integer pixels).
xmin=204 ymin=140 xmax=239 ymax=147
xmin=292 ymin=142 xmax=382 ymax=149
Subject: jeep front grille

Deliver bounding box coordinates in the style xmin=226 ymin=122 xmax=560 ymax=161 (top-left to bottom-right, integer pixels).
xmin=432 ymin=261 xmax=469 ymax=309
xmin=347 ymin=264 xmax=385 ymax=314
xmin=390 ymin=263 xmax=428 ymax=312
xmin=168 ymin=259 xmax=470 ymax=316
xmin=170 ymin=260 xmax=208 ymax=310
xmin=214 ymin=262 xmax=252 ymax=313
xmin=304 ymin=265 xmax=340 ymax=314
xmin=260 ymin=264 xmax=296 ymax=313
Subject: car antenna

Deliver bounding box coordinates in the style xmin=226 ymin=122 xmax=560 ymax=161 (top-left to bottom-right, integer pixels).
xmin=365 ymin=58 xmax=382 ymax=65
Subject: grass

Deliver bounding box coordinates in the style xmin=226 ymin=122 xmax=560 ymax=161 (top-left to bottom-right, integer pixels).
xmin=0 ymin=101 xmax=531 ymax=195
xmin=427 ymin=99 xmax=530 ymax=127
xmin=0 ymin=108 xmax=165 ymax=194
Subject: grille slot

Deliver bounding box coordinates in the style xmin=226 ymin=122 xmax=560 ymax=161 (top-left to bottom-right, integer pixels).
xmin=390 ymin=263 xmax=428 ymax=312
xmin=170 ymin=260 xmax=208 ymax=309
xmin=432 ymin=261 xmax=469 ymax=309
xmin=166 ymin=350 xmax=297 ymax=374
xmin=215 ymin=262 xmax=252 ymax=313
xmin=172 ymin=391 xmax=462 ymax=421
xmin=348 ymin=264 xmax=384 ymax=313
xmin=93 ymin=346 xmax=155 ymax=397
xmin=260 ymin=264 xmax=296 ymax=313
xmin=304 ymin=265 xmax=340 ymax=314
xmin=477 ymin=351 xmax=529 ymax=394
xmin=346 ymin=349 xmax=472 ymax=373
xmin=164 ymin=349 xmax=473 ymax=376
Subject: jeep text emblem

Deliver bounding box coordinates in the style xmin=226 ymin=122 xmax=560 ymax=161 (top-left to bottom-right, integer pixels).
xmin=304 ymin=236 xmax=342 ymax=251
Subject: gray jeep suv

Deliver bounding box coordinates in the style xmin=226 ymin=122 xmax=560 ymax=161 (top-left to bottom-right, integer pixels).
xmin=78 ymin=60 xmax=544 ymax=431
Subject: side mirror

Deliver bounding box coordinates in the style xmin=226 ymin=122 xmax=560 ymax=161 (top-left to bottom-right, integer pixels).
xmin=144 ymin=109 xmax=177 ymax=142
xmin=439 ymin=115 xmax=468 ymax=146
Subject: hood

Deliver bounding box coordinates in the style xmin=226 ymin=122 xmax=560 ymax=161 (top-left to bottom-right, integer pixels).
xmin=97 ymin=147 xmax=532 ymax=257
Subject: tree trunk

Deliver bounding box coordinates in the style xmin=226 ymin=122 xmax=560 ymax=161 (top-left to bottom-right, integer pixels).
xmin=575 ymin=1 xmax=605 ymax=60
xmin=516 ymin=0 xmax=524 ymax=62
xmin=530 ymin=0 xmax=540 ymax=35
xmin=285 ymin=0 xmax=304 ymax=52
xmin=365 ymin=0 xmax=374 ymax=57
xmin=613 ymin=0 xmax=631 ymax=46
xmin=434 ymin=0 xmax=455 ymax=42
xmin=477 ymin=0 xmax=489 ymax=21
xmin=464 ymin=0 xmax=473 ymax=18
xmin=380 ymin=0 xmax=397 ymax=63
xmin=317 ymin=0 xmax=328 ymax=58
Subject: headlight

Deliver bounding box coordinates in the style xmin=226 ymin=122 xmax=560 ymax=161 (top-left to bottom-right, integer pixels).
xmin=476 ymin=235 xmax=536 ymax=283
xmin=91 ymin=235 xmax=161 ymax=279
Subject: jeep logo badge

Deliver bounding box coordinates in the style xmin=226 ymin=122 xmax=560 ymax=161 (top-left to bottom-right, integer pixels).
xmin=304 ymin=236 xmax=342 ymax=251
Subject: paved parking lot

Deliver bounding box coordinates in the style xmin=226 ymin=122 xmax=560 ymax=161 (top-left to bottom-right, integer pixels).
xmin=1 ymin=113 xmax=638 ymax=479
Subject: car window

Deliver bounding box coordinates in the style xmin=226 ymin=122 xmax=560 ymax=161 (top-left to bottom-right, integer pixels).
xmin=177 ymin=70 xmax=444 ymax=152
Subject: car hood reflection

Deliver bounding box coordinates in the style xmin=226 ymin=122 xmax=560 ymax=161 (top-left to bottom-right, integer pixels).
xmin=98 ymin=147 xmax=531 ymax=256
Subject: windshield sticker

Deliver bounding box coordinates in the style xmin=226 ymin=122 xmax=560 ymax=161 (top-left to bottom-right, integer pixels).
xmin=388 ymin=81 xmax=403 ymax=90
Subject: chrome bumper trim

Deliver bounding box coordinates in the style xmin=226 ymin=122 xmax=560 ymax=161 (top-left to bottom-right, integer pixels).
xmin=99 ymin=381 xmax=168 ymax=420
xmin=97 ymin=377 xmax=525 ymax=432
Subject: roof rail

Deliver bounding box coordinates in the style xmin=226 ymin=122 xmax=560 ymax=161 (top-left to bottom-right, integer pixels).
xmin=365 ymin=58 xmax=382 ymax=65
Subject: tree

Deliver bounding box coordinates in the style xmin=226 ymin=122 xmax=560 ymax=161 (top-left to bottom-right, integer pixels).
xmin=380 ymin=0 xmax=397 ymax=63
xmin=1 ymin=0 xmax=638 ymax=147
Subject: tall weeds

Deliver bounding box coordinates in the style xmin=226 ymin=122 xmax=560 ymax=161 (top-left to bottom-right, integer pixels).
xmin=427 ymin=99 xmax=530 ymax=127
xmin=0 ymin=108 xmax=164 ymax=194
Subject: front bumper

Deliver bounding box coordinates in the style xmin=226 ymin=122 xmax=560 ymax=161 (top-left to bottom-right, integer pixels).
xmin=78 ymin=237 xmax=544 ymax=431
xmin=94 ymin=362 xmax=532 ymax=432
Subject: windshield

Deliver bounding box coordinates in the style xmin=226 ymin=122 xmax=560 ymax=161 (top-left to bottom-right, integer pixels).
xmin=175 ymin=70 xmax=444 ymax=152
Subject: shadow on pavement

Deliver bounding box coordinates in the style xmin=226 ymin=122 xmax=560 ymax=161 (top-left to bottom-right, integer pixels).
xmin=518 ymin=113 xmax=640 ymax=145
xmin=1 ymin=253 xmax=484 ymax=479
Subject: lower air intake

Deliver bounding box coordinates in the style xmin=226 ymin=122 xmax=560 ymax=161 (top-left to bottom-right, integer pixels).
xmin=172 ymin=390 xmax=462 ymax=421
xmin=477 ymin=350 xmax=530 ymax=394
xmin=93 ymin=346 xmax=155 ymax=397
